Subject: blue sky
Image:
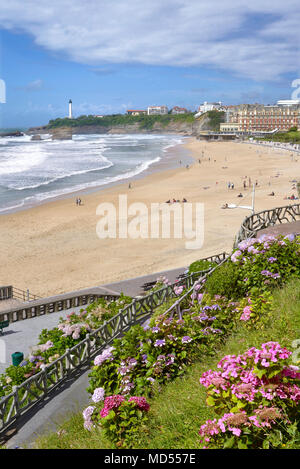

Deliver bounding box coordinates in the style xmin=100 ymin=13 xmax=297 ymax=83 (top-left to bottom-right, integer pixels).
xmin=0 ymin=0 xmax=299 ymax=128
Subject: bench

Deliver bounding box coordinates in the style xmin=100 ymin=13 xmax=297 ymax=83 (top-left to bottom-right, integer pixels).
xmin=0 ymin=320 xmax=9 ymax=335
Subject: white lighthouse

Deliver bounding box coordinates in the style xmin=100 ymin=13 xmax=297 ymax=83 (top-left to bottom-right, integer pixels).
xmin=68 ymin=99 xmax=73 ymax=119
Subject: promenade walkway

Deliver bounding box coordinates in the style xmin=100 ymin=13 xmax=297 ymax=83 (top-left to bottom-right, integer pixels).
xmin=257 ymin=220 xmax=300 ymax=238
xmin=1 ymin=266 xmax=186 ymax=448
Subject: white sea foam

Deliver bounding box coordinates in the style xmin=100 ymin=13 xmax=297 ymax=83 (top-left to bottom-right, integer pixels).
xmin=0 ymin=144 xmax=47 ymax=175
xmin=0 ymin=133 xmax=184 ymax=213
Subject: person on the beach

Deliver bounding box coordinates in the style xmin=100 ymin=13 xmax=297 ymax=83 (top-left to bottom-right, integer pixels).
xmin=231 ymin=183 xmax=234 ymax=190
xmin=128 ymin=183 xmax=132 ymax=189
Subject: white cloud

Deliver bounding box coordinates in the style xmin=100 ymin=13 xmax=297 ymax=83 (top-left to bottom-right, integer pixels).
xmin=25 ymin=79 xmax=43 ymax=91
xmin=0 ymin=0 xmax=299 ymax=81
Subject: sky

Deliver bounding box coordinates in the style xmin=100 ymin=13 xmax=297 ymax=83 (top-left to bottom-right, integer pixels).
xmin=0 ymin=0 xmax=299 ymax=128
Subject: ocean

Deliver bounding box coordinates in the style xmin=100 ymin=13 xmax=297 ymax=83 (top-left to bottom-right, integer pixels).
xmin=0 ymin=133 xmax=189 ymax=214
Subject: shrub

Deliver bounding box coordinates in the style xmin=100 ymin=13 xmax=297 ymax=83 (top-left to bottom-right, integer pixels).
xmin=188 ymin=259 xmax=216 ymax=274
xmin=204 ymin=261 xmax=241 ymax=299
xmin=83 ymin=392 xmax=150 ymax=448
xmin=231 ymin=234 xmax=300 ymax=295
xmin=198 ymin=342 xmax=300 ymax=449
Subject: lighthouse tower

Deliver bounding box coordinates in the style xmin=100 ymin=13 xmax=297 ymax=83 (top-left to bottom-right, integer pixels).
xmin=68 ymin=99 xmax=73 ymax=119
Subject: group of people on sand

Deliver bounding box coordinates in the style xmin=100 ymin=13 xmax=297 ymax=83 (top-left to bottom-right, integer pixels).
xmin=165 ymin=198 xmax=187 ymax=204
xmin=75 ymin=197 xmax=82 ymax=206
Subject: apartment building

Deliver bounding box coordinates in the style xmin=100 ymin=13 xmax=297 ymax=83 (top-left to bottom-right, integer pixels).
xmin=226 ymin=104 xmax=300 ymax=132
xmin=171 ymin=106 xmax=189 ymax=114
xmin=147 ymin=105 xmax=168 ymax=115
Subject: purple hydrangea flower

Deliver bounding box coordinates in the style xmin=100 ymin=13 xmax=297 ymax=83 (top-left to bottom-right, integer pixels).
xmin=268 ymin=257 xmax=277 ymax=263
xmin=154 ymin=339 xmax=165 ymax=347
xmin=91 ymin=387 xmax=105 ymax=403
xmin=182 ymin=336 xmax=192 ymax=343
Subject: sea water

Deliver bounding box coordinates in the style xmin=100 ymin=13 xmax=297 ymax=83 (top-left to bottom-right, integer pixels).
xmin=0 ymin=133 xmax=187 ymax=214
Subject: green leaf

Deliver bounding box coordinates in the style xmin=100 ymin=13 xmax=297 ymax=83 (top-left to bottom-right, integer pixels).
xmin=262 ymin=439 xmax=270 ymax=449
xmin=223 ymin=436 xmax=235 ymax=449
xmin=206 ymin=395 xmax=215 ymax=406
xmin=237 ymin=440 xmax=248 ymax=449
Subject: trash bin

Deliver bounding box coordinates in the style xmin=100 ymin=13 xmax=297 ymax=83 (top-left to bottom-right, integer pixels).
xmin=12 ymin=352 xmax=24 ymax=366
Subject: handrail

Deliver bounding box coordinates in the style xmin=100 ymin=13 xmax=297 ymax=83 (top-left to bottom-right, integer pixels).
xmin=0 ymin=289 xmax=120 ymax=324
xmin=1 ymin=200 xmax=299 ymax=436
xmin=0 ymin=252 xmax=226 ymax=435
xmin=235 ymin=203 xmax=300 ymax=247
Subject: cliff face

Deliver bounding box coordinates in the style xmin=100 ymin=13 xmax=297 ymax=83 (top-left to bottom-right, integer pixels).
xmin=27 ymin=115 xmax=211 ymax=138
xmin=51 ymin=127 xmax=73 ymax=140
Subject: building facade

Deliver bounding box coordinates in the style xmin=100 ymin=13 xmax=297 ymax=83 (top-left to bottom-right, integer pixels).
xmin=171 ymin=106 xmax=188 ymax=114
xmin=126 ymin=110 xmax=147 ymax=116
xmin=147 ymin=105 xmax=168 ymax=115
xmin=226 ymin=104 xmax=300 ymax=132
xmin=220 ymin=122 xmax=241 ymax=132
xmin=195 ymin=101 xmax=223 ymax=117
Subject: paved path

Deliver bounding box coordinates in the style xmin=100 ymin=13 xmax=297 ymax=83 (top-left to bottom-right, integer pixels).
xmin=1 ymin=266 xmax=186 ymax=448
xmin=257 ymin=220 xmax=300 ymax=238
xmin=0 ymin=266 xmax=186 ymax=375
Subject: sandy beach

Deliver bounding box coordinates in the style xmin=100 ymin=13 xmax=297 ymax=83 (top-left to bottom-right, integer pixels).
xmin=0 ymin=137 xmax=299 ymax=298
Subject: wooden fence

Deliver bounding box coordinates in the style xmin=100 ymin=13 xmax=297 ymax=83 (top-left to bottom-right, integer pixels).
xmin=235 ymin=203 xmax=300 ymax=246
xmin=0 ymin=290 xmax=119 ymax=324
xmin=0 ymin=286 xmax=40 ymax=303
xmin=0 ymin=253 xmax=226 ymax=435
xmin=1 ymin=201 xmax=300 ymax=436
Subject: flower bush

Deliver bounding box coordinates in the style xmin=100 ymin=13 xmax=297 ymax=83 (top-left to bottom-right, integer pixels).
xmin=87 ymin=293 xmax=243 ymax=399
xmin=198 ymin=407 xmax=298 ymax=449
xmin=231 ymin=234 xmax=300 ymax=295
xmin=82 ymin=390 xmax=150 ymax=448
xmin=235 ymin=289 xmax=273 ymax=329
xmin=198 ymin=342 xmax=300 ymax=448
xmin=0 ymin=294 xmax=132 ymax=396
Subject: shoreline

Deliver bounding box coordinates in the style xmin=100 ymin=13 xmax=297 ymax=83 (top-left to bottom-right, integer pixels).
xmin=1 ymin=137 xmax=300 ymax=298
xmin=0 ymin=135 xmax=194 ymax=216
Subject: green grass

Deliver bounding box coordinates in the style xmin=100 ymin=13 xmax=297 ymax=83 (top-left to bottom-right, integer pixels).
xmin=32 ymin=279 xmax=300 ymax=449
xmin=256 ymin=128 xmax=300 ymax=143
